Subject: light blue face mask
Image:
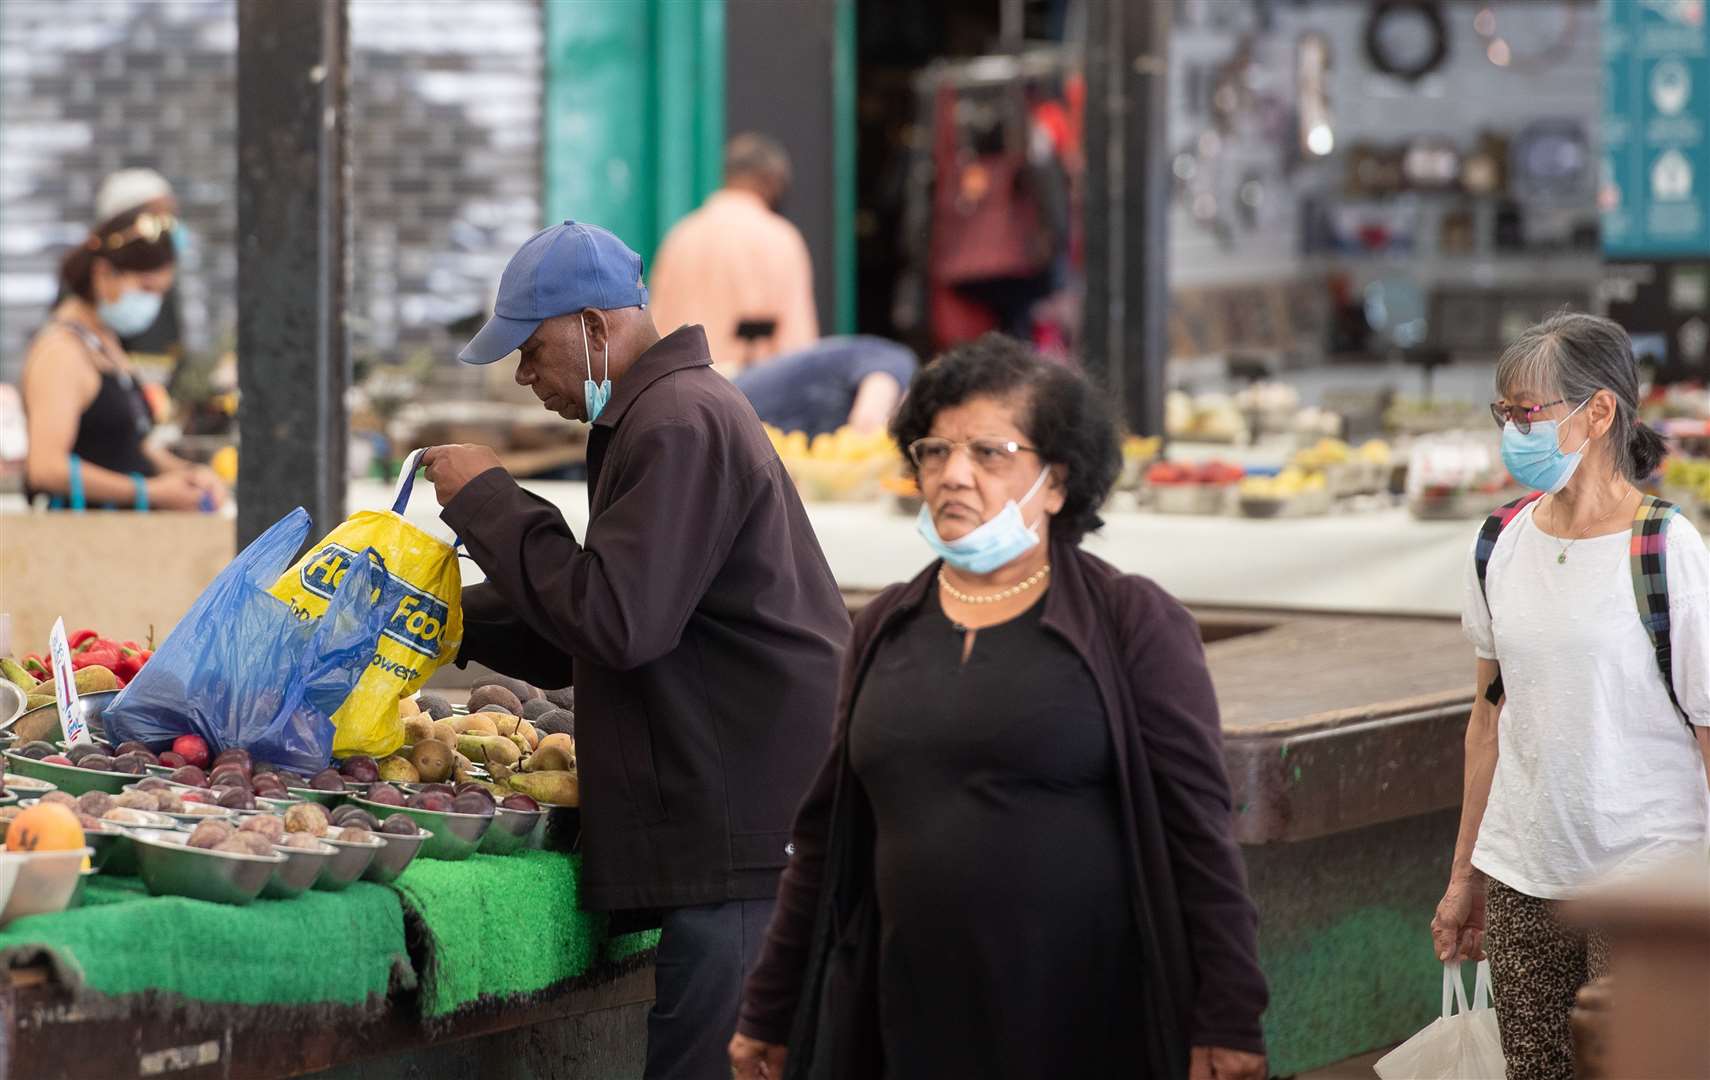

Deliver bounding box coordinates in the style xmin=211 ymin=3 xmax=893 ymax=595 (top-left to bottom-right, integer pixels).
xmin=916 ymin=466 xmax=1051 ymax=575
xmin=1500 ymin=398 xmax=1591 ymax=494
xmin=99 ymin=289 xmax=163 ymax=337
xmin=580 ymin=316 xmax=612 ymax=423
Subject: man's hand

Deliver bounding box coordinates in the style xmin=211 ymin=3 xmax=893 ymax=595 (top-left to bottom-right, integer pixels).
xmin=729 ymin=1034 xmax=787 ymax=1079
xmin=1190 ymin=1045 xmax=1266 ymax=1080
xmin=421 ymin=444 xmax=505 ymax=507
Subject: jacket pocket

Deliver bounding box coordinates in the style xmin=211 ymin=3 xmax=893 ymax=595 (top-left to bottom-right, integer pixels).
xmin=730 ymin=830 xmax=793 ymax=871
xmin=616 ymin=700 xmax=667 ymax=825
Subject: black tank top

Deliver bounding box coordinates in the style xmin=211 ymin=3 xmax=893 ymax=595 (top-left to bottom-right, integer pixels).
xmin=25 ymin=321 xmax=157 ymax=507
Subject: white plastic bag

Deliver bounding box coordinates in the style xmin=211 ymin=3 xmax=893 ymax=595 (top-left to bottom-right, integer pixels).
xmin=1374 ymin=960 xmax=1506 ymax=1080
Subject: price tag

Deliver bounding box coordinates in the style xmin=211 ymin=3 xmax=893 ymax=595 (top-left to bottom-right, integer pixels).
xmin=48 ymin=618 xmax=91 ymax=747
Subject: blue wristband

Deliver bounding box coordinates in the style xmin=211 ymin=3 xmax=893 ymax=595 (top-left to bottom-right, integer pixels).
xmin=132 ymin=473 xmax=149 ymax=511
xmin=67 ymin=453 xmax=85 ymax=512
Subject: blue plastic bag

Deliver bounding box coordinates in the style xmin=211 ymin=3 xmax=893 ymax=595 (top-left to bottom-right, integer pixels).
xmin=103 ymin=508 xmax=402 ymax=775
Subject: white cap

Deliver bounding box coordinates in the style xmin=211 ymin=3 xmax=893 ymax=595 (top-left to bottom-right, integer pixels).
xmin=94 ymin=168 xmax=174 ymax=224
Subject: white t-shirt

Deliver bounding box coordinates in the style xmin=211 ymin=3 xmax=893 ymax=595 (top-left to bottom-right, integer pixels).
xmin=1461 ymin=503 xmax=1710 ymax=899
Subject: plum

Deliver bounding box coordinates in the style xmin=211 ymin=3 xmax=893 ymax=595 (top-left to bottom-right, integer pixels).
xmin=102 ymin=807 xmax=153 ymax=825
xmin=77 ymin=754 xmax=115 ymax=772
xmin=156 ymin=792 xmax=187 ymax=813
xmin=76 ymin=790 xmax=115 ymax=817
xmin=134 ymin=776 xmax=171 ymax=793
xmin=282 ymin=832 xmax=323 ymax=850
xmin=364 ymin=783 xmax=407 ymax=807
xmin=215 ymin=786 xmax=256 ymax=811
xmin=408 ymin=791 xmax=455 ymax=813
xmin=187 ymin=820 xmax=235 ymax=849
xmin=309 ymin=768 xmax=344 ymax=792
xmin=40 ymin=791 xmax=78 ymax=808
xmin=18 ymin=741 xmax=57 ymax=761
xmin=418 ymin=783 xmax=456 ymax=797
xmin=114 ymin=790 xmax=161 ymax=812
xmin=169 ymin=765 xmax=208 ymax=788
xmin=213 ymin=836 xmax=262 ymax=856
xmin=66 ymin=744 xmax=106 ymax=764
xmin=112 ymin=753 xmax=153 ymax=775
xmin=500 ymin=793 xmax=540 ymax=812
xmin=337 ymin=825 xmax=374 ymax=844
xmin=252 ymin=761 xmax=279 ymax=776
xmin=340 ymin=756 xmax=380 ymax=783
xmin=213 ymin=748 xmax=251 ymax=768
xmin=284 ymin=802 xmax=330 ymax=837
xmin=234 ymin=831 xmax=275 ymax=856
xmin=451 ymin=792 xmax=495 ymax=817
xmin=240 ymin=815 xmax=286 ymax=843
xmin=41 ymin=755 xmax=73 ymax=766
xmin=379 ymin=814 xmax=419 ymax=836
xmin=157 ymin=752 xmax=188 ymax=769
xmin=251 ymin=774 xmax=289 ymax=796
xmin=330 ymin=806 xmax=378 ymax=831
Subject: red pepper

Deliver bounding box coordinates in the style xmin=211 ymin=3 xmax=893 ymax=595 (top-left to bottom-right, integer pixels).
xmin=74 ymin=646 xmax=122 ymax=672
xmin=21 ymin=655 xmax=49 ymax=680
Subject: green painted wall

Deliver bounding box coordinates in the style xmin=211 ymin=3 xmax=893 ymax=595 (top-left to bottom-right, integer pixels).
xmin=542 ymin=0 xmax=725 ymax=266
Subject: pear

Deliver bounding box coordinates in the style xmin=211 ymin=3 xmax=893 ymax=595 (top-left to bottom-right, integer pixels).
xmin=378 ymin=756 xmax=421 ymax=784
xmin=506 ymin=770 xmax=579 ymax=807
xmin=403 ymin=717 xmax=435 ymax=746
xmin=453 ymin=713 xmax=498 ymax=737
xmin=398 ymin=695 xmax=421 ymax=718
xmin=481 ymin=735 xmax=522 ymax=768
xmin=431 ymin=720 xmax=459 ymax=747
xmin=410 ymin=738 xmax=455 ymax=783
xmin=527 ymin=745 xmax=575 ymax=774
xmin=456 ymin=734 xmax=490 ymax=764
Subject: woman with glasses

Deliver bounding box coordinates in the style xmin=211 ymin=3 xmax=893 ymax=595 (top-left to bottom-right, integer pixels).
xmin=731 ymin=334 xmax=1267 ymax=1080
xmin=21 ymin=204 xmax=224 ymax=511
xmin=1433 ymin=313 xmax=1709 ymax=1080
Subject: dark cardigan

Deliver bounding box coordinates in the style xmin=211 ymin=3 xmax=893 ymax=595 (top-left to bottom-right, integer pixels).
xmin=738 ymin=542 xmax=1268 ymax=1078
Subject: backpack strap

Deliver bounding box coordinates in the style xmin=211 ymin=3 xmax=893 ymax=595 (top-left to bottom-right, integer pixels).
xmin=1475 ymin=492 xmax=1546 ymax=607
xmin=1629 ymin=495 xmax=1687 ymax=725
xmin=1473 ymin=493 xmax=1544 ymax=706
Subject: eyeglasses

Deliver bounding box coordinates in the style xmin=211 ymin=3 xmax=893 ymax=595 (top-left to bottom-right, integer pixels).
xmin=1489 ymin=399 xmax=1567 ymax=434
xmin=87 ymin=212 xmax=177 ymax=252
xmin=907 ymin=436 xmax=1039 ymax=474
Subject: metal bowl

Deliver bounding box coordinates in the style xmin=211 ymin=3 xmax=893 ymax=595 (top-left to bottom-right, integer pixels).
xmin=313 ymin=833 xmax=384 ymax=890
xmin=129 ymin=829 xmax=283 ymax=905
xmin=348 ymin=797 xmax=491 ymax=860
xmin=2 ymin=775 xmax=57 ymax=797
xmin=29 ymin=802 xmax=181 ymax=835
xmin=2 ymin=690 xmax=121 ymax=743
xmin=362 ymin=825 xmax=429 ymax=884
xmin=263 ymin=839 xmax=337 ymax=900
xmin=5 ymin=752 xmax=133 ymax=796
xmin=84 ymin=823 xmax=140 ymax=875
xmin=479 ymin=804 xmax=545 ymax=856
xmin=286 ymin=786 xmax=347 ymax=808
xmin=0 ymin=684 xmax=25 ymax=731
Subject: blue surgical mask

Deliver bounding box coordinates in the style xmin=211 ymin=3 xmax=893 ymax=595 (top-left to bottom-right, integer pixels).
xmin=99 ymin=289 xmax=162 ymax=337
xmin=1501 ymin=398 xmax=1591 ymax=493
xmin=916 ymin=467 xmax=1051 ymax=574
xmin=580 ymin=317 xmax=612 ymax=423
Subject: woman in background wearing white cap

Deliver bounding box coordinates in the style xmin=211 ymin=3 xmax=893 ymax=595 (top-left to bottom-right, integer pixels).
xmin=91 ymin=167 xmax=184 ymax=357
xmin=20 ymin=202 xmax=223 ymax=511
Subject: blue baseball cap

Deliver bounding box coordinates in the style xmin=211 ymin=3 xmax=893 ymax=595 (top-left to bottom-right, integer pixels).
xmin=459 ymin=220 xmax=649 ymax=365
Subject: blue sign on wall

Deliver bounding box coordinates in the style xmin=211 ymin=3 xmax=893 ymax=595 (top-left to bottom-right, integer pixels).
xmin=1602 ymin=0 xmax=1710 ymax=257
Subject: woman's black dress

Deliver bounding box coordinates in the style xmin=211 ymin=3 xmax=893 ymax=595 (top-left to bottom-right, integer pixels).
xmin=848 ymin=588 xmax=1145 ymax=1079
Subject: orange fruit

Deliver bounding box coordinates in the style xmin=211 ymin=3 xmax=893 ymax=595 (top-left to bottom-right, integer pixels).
xmin=6 ymin=803 xmax=85 ymax=852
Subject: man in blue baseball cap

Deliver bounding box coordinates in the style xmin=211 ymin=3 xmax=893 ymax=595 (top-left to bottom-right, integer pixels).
xmin=420 ymin=221 xmax=848 ymax=1079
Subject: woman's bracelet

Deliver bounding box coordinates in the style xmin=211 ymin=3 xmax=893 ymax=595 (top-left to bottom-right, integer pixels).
xmin=132 ymin=472 xmax=149 ymax=511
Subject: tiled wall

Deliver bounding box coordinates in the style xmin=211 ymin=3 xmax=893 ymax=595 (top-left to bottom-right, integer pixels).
xmin=0 ymin=0 xmax=543 ymax=383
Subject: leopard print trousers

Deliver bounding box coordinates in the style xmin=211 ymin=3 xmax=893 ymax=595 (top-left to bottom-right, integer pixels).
xmin=1484 ymin=877 xmax=1610 ymax=1080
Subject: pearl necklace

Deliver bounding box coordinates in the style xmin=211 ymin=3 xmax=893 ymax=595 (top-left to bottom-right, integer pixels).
xmin=938 ymin=563 xmax=1051 ymax=605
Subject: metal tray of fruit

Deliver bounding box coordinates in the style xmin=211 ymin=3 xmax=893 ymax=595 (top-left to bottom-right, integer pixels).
xmin=347 ymin=793 xmax=492 ymax=860
xmin=6 ymin=749 xmax=138 ymax=796
xmin=314 ymin=832 xmax=384 ymax=891
xmin=129 ymin=829 xmax=284 ymax=905
xmin=263 ymin=838 xmax=337 ymax=900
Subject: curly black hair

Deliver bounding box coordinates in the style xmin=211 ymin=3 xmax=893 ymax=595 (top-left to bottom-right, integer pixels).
xmin=890 ymin=333 xmax=1121 ymax=545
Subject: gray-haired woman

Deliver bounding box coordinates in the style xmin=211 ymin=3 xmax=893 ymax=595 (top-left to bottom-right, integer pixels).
xmin=1432 ymin=313 xmax=1710 ymax=1080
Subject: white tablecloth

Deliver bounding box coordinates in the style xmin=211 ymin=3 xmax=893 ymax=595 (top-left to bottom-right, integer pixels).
xmin=354 ymin=479 xmax=1478 ymax=617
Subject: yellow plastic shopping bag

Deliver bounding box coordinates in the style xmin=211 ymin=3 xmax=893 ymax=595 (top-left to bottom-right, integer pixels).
xmin=269 ymin=449 xmax=462 ymax=758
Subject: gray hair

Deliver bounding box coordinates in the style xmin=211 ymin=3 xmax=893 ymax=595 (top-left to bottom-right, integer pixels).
xmin=724 ymin=132 xmax=792 ymax=188
xmin=1494 ymin=312 xmax=1668 ymax=482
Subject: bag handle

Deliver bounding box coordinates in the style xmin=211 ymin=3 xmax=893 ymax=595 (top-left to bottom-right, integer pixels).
xmin=1472 ymin=959 xmax=1493 ymax=1010
xmin=391 ymin=448 xmax=427 ymax=514
xmin=1441 ymin=961 xmax=1472 ymax=1019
